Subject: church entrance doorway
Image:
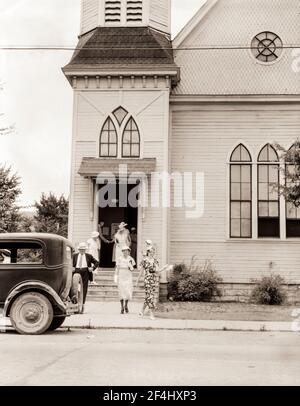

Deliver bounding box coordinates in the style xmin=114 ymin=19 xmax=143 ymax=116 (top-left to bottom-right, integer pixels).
xmin=98 ymin=182 xmax=138 ymax=270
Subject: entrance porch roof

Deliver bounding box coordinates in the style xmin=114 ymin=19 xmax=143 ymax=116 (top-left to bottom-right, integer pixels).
xmin=78 ymin=157 xmax=157 ymax=178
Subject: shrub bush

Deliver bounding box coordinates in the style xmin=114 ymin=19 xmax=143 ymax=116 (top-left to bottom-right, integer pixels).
xmin=168 ymin=259 xmax=222 ymax=302
xmin=250 ymin=274 xmax=286 ymax=305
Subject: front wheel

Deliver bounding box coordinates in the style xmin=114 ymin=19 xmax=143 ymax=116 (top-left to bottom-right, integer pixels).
xmin=48 ymin=316 xmax=66 ymax=331
xmin=10 ymin=292 xmax=54 ymax=335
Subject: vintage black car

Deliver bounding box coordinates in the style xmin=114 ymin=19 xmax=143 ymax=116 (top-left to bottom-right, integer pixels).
xmin=0 ymin=233 xmax=83 ymax=335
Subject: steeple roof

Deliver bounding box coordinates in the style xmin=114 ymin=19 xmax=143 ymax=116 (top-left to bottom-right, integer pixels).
xmin=64 ymin=26 xmax=176 ymax=69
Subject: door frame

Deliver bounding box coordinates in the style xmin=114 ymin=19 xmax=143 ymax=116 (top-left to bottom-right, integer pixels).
xmin=94 ymin=181 xmax=142 ymax=267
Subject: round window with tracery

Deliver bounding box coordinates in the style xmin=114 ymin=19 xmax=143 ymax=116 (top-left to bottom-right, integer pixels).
xmin=251 ymin=32 xmax=283 ymax=63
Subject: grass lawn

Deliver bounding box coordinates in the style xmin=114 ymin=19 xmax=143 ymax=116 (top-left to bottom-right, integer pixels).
xmin=156 ymin=302 xmax=298 ymax=322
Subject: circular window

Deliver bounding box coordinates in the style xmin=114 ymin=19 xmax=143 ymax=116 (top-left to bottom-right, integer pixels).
xmin=251 ymin=32 xmax=283 ymax=63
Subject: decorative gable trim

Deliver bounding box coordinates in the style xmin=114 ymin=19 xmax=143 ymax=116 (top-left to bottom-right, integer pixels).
xmin=173 ymin=0 xmax=219 ymax=48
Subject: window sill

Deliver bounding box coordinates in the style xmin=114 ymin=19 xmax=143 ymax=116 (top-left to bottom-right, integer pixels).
xmin=226 ymin=238 xmax=300 ymax=243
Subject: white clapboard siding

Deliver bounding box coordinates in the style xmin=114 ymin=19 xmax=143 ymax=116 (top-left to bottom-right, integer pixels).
xmin=149 ymin=0 xmax=170 ymax=33
xmin=170 ymin=105 xmax=300 ymax=283
xmin=70 ymin=140 xmax=97 ymax=247
xmin=81 ymin=0 xmax=99 ymax=34
xmin=173 ymin=0 xmax=300 ymax=95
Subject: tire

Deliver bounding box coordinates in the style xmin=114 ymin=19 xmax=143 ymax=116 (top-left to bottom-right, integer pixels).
xmin=70 ymin=274 xmax=84 ymax=314
xmin=10 ymin=292 xmax=54 ymax=335
xmin=48 ymin=316 xmax=66 ymax=331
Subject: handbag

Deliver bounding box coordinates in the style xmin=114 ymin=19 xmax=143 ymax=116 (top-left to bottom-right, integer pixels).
xmin=114 ymin=273 xmax=118 ymax=284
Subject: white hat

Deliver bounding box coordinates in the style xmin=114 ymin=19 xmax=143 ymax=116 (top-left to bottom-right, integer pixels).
xmin=92 ymin=231 xmax=99 ymax=238
xmin=122 ymin=246 xmax=131 ymax=252
xmin=78 ymin=242 xmax=88 ymax=250
xmin=119 ymin=222 xmax=128 ymax=229
xmin=145 ymin=240 xmax=153 ymax=246
xmin=0 ymin=249 xmax=11 ymax=257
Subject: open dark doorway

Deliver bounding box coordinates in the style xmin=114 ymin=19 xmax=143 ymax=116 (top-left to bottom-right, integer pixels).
xmin=98 ymin=183 xmax=138 ymax=269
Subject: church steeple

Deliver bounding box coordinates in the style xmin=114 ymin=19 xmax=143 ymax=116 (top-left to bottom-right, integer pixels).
xmin=80 ymin=0 xmax=171 ymax=35
xmin=63 ymin=0 xmax=179 ymax=87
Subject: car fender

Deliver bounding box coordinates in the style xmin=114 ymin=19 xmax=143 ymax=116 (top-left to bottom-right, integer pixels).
xmin=3 ymin=281 xmax=67 ymax=317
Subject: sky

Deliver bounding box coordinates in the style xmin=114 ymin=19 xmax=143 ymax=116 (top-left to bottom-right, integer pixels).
xmin=0 ymin=0 xmax=206 ymax=206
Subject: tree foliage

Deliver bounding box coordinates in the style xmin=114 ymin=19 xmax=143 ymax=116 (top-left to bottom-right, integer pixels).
xmin=276 ymin=140 xmax=300 ymax=207
xmin=34 ymin=193 xmax=69 ymax=237
xmin=0 ymin=166 xmax=22 ymax=233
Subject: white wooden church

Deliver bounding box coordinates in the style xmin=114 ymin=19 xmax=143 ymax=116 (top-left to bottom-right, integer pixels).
xmin=63 ymin=0 xmax=300 ymax=301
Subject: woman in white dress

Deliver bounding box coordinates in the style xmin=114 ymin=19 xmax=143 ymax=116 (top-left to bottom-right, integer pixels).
xmin=115 ymin=246 xmax=135 ymax=314
xmin=112 ymin=222 xmax=131 ymax=264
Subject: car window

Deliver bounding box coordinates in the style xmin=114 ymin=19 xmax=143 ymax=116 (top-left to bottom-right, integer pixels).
xmin=17 ymin=248 xmax=43 ymax=264
xmin=0 ymin=242 xmax=44 ymax=265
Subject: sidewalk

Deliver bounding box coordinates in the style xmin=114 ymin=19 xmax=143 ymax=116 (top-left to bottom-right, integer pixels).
xmin=0 ymin=302 xmax=295 ymax=333
xmin=62 ymin=302 xmax=294 ymax=333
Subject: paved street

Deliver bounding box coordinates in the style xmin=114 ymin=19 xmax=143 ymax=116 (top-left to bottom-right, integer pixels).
xmin=0 ymin=329 xmax=299 ymax=386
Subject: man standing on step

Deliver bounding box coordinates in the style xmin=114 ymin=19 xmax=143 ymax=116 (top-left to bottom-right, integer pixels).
xmin=73 ymin=243 xmax=99 ymax=313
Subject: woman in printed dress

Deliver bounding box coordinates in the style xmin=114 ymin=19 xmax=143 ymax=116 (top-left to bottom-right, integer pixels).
xmin=136 ymin=246 xmax=170 ymax=320
xmin=115 ymin=246 xmax=135 ymax=314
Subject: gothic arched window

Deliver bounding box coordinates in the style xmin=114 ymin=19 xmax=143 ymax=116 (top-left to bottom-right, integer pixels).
xmin=99 ymin=118 xmax=118 ymax=157
xmin=112 ymin=106 xmax=128 ymax=126
xmin=257 ymin=144 xmax=280 ymax=238
xmin=230 ymin=144 xmax=252 ymax=238
xmin=122 ymin=117 xmax=141 ymax=158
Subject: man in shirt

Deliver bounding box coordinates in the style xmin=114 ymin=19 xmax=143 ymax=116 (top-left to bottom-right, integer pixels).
xmin=73 ymin=243 xmax=99 ymax=311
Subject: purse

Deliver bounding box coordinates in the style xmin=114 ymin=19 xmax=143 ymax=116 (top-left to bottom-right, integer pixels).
xmin=114 ymin=273 xmax=118 ymax=284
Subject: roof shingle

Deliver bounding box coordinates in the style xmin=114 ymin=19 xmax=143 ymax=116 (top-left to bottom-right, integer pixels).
xmin=64 ymin=26 xmax=176 ymax=69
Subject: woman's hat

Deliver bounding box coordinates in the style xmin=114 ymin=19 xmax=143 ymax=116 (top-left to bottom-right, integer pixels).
xmin=92 ymin=231 xmax=100 ymax=238
xmin=145 ymin=240 xmax=153 ymax=246
xmin=119 ymin=222 xmax=128 ymax=229
xmin=78 ymin=242 xmax=88 ymax=250
xmin=122 ymin=246 xmax=131 ymax=252
xmin=0 ymin=249 xmax=11 ymax=257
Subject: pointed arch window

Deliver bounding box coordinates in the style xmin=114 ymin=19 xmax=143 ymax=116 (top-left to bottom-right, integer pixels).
xmin=122 ymin=117 xmax=141 ymax=158
xmin=112 ymin=106 xmax=128 ymax=126
xmin=230 ymin=144 xmax=252 ymax=238
xmin=258 ymin=144 xmax=280 ymax=238
xmin=99 ymin=118 xmax=118 ymax=157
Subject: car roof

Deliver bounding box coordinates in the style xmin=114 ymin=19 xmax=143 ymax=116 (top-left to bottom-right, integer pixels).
xmin=0 ymin=233 xmax=73 ymax=248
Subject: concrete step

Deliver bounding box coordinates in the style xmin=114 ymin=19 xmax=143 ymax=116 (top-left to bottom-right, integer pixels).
xmin=88 ymin=290 xmax=145 ymax=297
xmin=94 ymin=272 xmax=140 ymax=277
xmin=94 ymin=278 xmax=142 ymax=284
xmin=88 ymin=289 xmax=148 ymax=296
xmin=88 ymin=297 xmax=144 ymax=303
xmin=87 ymin=279 xmax=160 ymax=302
xmin=91 ymin=282 xmax=144 ymax=288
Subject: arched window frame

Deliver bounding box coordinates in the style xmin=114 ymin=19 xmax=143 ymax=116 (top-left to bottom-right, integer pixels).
xmin=230 ymin=144 xmax=252 ymax=239
xmin=99 ymin=117 xmax=118 ymax=158
xmin=257 ymin=144 xmax=280 ymax=238
xmin=122 ymin=117 xmax=141 ymax=158
xmin=99 ymin=109 xmax=142 ymax=159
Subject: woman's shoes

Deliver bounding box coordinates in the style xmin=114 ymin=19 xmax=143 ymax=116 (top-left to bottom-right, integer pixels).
xmin=121 ymin=309 xmax=125 ymax=314
xmin=125 ymin=308 xmax=129 ymax=314
xmin=138 ymin=312 xmax=144 ymax=318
